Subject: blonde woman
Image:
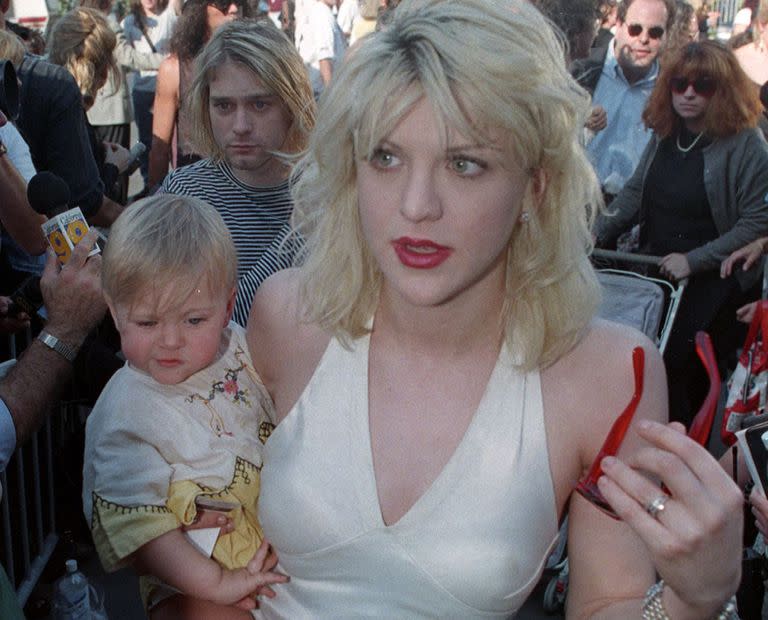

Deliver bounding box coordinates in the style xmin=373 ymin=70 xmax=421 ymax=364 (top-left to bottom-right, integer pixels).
xmin=732 ymin=2 xmax=768 ymax=87
xmin=204 ymin=0 xmax=739 ymax=617
xmin=47 ymin=7 xmax=135 ymax=196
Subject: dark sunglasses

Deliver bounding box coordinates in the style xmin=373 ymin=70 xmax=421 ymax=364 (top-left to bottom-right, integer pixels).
xmin=206 ymin=0 xmax=243 ymax=11
xmin=670 ymin=76 xmax=717 ymax=97
xmin=626 ymin=23 xmax=665 ymax=39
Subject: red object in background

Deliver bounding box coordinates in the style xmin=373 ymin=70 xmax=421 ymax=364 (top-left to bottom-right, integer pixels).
xmin=268 ymin=0 xmax=283 ymax=11
xmin=688 ymin=332 xmax=720 ymax=446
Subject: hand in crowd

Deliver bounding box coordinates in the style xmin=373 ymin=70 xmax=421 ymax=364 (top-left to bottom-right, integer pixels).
xmin=585 ymin=105 xmax=607 ymax=133
xmin=736 ymin=301 xmax=758 ymax=324
xmin=721 ymin=237 xmax=768 ymax=278
xmin=750 ymin=488 xmax=768 ymax=538
xmin=40 ymin=228 xmax=106 ymax=344
xmin=659 ymin=253 xmax=691 ymax=281
xmin=103 ymin=141 xmax=133 ymax=174
xmin=597 ymin=420 xmax=743 ymax=619
xmin=0 ymin=297 xmax=30 ymax=334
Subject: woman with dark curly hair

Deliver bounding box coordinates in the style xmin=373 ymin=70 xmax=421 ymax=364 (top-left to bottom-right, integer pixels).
xmin=595 ymin=41 xmax=768 ymax=426
xmin=531 ymin=0 xmax=599 ymax=63
xmin=146 ymin=0 xmax=247 ymax=190
xmin=666 ymin=0 xmax=698 ymax=52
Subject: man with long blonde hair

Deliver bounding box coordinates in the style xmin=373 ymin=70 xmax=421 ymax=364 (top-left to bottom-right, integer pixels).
xmin=158 ymin=19 xmax=315 ymax=325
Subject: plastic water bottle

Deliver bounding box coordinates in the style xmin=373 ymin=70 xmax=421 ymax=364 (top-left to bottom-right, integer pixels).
xmin=51 ymin=559 xmax=108 ymax=619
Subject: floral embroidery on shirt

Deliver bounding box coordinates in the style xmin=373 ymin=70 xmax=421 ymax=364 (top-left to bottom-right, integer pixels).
xmin=186 ymin=346 xmax=253 ymax=436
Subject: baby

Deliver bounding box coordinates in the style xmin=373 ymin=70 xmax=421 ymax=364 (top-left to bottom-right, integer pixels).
xmin=82 ymin=194 xmax=286 ymax=615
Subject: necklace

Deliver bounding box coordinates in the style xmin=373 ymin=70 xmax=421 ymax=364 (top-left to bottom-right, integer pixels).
xmin=676 ymin=130 xmax=704 ymax=154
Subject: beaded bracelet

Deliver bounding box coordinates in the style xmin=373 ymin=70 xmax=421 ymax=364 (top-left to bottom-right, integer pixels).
xmin=641 ymin=580 xmax=739 ymax=619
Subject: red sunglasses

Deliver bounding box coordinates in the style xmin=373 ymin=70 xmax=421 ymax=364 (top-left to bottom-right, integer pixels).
xmin=575 ymin=332 xmax=721 ymax=520
xmin=627 ymin=23 xmax=665 ymax=39
xmin=670 ymin=76 xmax=717 ymax=97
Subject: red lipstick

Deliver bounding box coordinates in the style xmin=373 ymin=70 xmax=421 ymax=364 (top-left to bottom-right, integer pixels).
xmin=392 ymin=237 xmax=452 ymax=269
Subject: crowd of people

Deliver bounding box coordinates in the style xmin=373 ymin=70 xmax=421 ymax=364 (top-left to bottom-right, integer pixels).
xmin=1 ymin=0 xmax=768 ymax=618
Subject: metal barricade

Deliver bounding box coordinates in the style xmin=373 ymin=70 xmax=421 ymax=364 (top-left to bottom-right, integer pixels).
xmin=0 ymin=329 xmax=60 ymax=608
xmin=719 ymin=0 xmax=740 ymax=26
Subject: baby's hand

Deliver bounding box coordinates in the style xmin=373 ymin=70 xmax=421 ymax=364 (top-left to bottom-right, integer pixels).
xmin=213 ymin=539 xmax=288 ymax=606
xmin=246 ymin=539 xmax=283 ymax=600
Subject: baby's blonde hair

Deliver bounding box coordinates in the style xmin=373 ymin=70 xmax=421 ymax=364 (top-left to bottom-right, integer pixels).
xmin=293 ymin=0 xmax=602 ymax=370
xmin=103 ymin=194 xmax=237 ymax=311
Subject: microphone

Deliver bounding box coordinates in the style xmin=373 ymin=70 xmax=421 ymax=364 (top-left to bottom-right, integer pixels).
xmin=7 ymin=173 xmax=99 ymax=320
xmin=27 ymin=171 xmax=72 ymax=217
xmin=30 ymin=172 xmax=100 ymax=265
xmin=4 ymin=172 xmax=72 ymax=319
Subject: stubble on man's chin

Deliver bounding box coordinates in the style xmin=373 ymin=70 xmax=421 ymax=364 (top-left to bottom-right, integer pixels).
xmin=617 ymin=44 xmax=655 ymax=84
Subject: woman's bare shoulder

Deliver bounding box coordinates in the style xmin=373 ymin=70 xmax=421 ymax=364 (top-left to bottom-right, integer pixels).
xmin=156 ymin=54 xmax=179 ymax=80
xmin=542 ymin=318 xmax=668 ymax=445
xmin=247 ymin=269 xmax=330 ymax=415
xmin=541 ymin=319 xmax=669 ymax=512
xmin=563 ymin=318 xmax=660 ymax=370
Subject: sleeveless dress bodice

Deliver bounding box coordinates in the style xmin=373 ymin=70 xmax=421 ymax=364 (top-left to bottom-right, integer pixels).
xmin=256 ymin=333 xmax=559 ymax=618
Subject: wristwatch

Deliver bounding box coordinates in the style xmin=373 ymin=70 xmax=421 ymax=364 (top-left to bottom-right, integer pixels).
xmin=36 ymin=330 xmax=78 ymax=362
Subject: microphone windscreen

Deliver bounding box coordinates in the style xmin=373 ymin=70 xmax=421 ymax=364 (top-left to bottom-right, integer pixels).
xmin=27 ymin=172 xmax=71 ymax=216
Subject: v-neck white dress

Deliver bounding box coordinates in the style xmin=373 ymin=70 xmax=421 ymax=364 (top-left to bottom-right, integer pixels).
xmin=256 ymin=332 xmax=559 ymax=618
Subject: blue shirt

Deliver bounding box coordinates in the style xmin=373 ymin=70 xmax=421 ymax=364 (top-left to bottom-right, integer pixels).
xmin=0 ymin=399 xmax=16 ymax=472
xmin=0 ymin=123 xmax=45 ymax=276
xmin=586 ymin=40 xmax=658 ymax=193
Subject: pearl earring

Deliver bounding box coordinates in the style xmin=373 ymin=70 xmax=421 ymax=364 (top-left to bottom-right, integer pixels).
xmin=520 ymin=211 xmax=530 ymax=223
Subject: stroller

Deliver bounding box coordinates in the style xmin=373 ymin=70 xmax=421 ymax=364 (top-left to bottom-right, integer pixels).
xmin=540 ymin=249 xmax=687 ymax=615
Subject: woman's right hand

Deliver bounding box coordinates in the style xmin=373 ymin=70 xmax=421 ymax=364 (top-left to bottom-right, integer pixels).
xmin=720 ymin=237 xmax=768 ymax=278
xmin=181 ymin=508 xmax=235 ymax=535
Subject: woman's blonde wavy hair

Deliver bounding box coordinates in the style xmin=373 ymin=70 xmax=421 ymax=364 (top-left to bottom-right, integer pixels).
xmin=0 ymin=29 xmax=25 ymax=67
xmin=47 ymin=7 xmax=118 ymax=110
xmin=187 ymin=19 xmax=316 ymax=160
xmin=293 ymin=0 xmax=602 ymax=371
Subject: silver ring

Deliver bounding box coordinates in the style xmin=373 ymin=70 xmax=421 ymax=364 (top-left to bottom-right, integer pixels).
xmin=645 ymin=495 xmax=667 ymax=519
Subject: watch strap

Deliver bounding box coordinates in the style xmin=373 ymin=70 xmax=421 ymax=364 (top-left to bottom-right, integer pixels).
xmin=36 ymin=330 xmax=78 ymax=362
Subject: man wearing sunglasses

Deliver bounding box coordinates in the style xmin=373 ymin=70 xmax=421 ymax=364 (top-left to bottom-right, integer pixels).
xmin=572 ymin=0 xmax=674 ymax=202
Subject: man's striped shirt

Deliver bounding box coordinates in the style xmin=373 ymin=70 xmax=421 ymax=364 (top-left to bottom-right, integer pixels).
xmin=160 ymin=159 xmax=295 ymax=325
